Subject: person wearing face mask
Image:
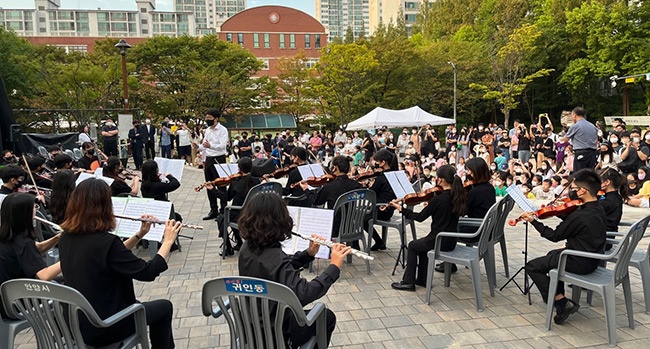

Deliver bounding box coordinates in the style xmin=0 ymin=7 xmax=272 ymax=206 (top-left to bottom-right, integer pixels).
xmin=397 ymin=132 xmax=410 ymax=159
xmin=617 ymin=132 xmax=640 ymax=174
xmin=609 ymin=134 xmax=622 ymax=153
xmin=598 ymin=168 xmax=627 ymax=234
xmin=77 ymin=142 xmax=101 ymax=173
xmin=193 ymin=109 xmax=229 ymax=220
xmin=237 ymin=131 xmax=253 ymax=158
xmin=102 ymin=156 xmax=140 ymax=197
xmin=446 ymin=127 xmax=458 ymax=154
xmin=333 ymin=129 xmax=347 ymax=144
xmin=562 ymin=107 xmax=599 ymax=172
xmin=627 ymin=173 xmax=640 ymax=196
xmin=142 ymin=118 xmax=157 ymax=159
xmin=0 ymin=165 xmax=28 ymax=195
xmin=637 ymin=130 xmax=650 ymax=165
xmin=410 ymin=127 xmax=421 ymax=155
xmin=101 ymin=119 xmax=119 ymax=157
xmin=522 ymin=169 xmax=606 ymax=325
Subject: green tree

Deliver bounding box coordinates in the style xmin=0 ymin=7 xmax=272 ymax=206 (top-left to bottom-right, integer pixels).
xmin=312 ymin=44 xmax=379 ymax=128
xmin=470 ymin=24 xmax=553 ymax=128
xmin=0 ymin=27 xmax=37 ymax=109
xmin=274 ymin=52 xmax=318 ymax=124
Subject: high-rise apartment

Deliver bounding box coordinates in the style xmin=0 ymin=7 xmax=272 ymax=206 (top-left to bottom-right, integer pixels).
xmin=0 ymin=0 xmax=195 ymax=47
xmin=173 ymin=0 xmax=246 ymax=35
xmin=315 ymin=0 xmax=370 ymax=41
xmin=381 ymin=0 xmax=422 ymax=35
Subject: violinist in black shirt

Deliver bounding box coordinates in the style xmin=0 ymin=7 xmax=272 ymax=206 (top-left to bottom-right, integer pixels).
xmin=25 ymin=157 xmax=52 ymax=189
xmin=103 ymin=156 xmax=140 ymax=197
xmin=390 ymin=165 xmax=468 ymax=291
xmin=77 ymin=142 xmax=101 ymax=173
xmin=598 ymin=168 xmax=626 ymax=234
xmin=0 ymin=165 xmax=27 ymax=195
xmin=207 ymin=157 xmax=261 ymax=254
xmin=282 ymin=147 xmax=311 ymax=207
xmin=141 ymin=160 xmax=181 ymax=202
xmin=300 ymin=155 xmax=362 ymax=237
xmin=523 ymin=169 xmax=606 ymax=325
xmin=364 ymin=149 xmax=398 ymax=250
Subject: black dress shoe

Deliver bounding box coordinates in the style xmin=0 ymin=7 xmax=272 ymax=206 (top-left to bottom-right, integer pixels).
xmin=391 ymin=281 xmax=416 ymax=291
xmin=203 ymin=211 xmax=218 ymax=220
xmin=370 ymin=243 xmax=387 ymax=251
xmin=233 ymin=241 xmax=243 ymax=251
xmin=554 ymin=299 xmax=580 ymax=324
xmin=434 ymin=262 xmax=458 ymax=273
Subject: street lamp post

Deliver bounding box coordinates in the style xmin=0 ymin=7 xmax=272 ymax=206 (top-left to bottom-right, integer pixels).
xmin=448 ymin=61 xmax=457 ymax=124
xmin=115 ymin=39 xmax=132 ymax=112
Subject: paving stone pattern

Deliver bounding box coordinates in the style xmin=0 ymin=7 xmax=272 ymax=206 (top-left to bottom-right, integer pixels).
xmin=14 ymin=166 xmax=650 ymax=348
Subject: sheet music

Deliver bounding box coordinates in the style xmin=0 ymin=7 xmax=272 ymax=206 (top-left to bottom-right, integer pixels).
xmin=94 ymin=168 xmax=103 ymax=178
xmin=308 ymin=164 xmax=325 ymax=177
xmin=0 ymin=194 xmax=6 ymax=223
xmin=142 ymin=200 xmax=173 ymax=242
xmin=214 ymin=163 xmax=239 ymax=177
xmin=75 ymin=172 xmax=94 ymax=186
xmin=297 ymin=165 xmax=315 ymax=180
xmin=111 ymin=197 xmax=128 ymax=234
xmin=117 ymin=198 xmax=151 ymax=239
xmin=155 ymin=157 xmax=185 ymax=181
xmin=506 ymin=184 xmax=538 ymax=212
xmin=282 ymin=207 xmax=333 ymax=259
xmin=384 ymin=171 xmax=415 ymax=199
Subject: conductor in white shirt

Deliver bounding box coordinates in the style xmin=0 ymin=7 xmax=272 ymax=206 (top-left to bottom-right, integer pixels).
xmin=193 ymin=109 xmax=229 ymax=220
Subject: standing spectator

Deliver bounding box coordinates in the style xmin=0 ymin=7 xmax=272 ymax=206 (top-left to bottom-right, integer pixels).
xmin=421 ymin=124 xmax=437 ymax=158
xmin=160 ymin=121 xmax=172 ymax=159
xmin=101 ymin=119 xmax=119 ymax=157
xmin=517 ymin=124 xmax=533 ymax=164
xmin=617 ymin=132 xmax=640 ymax=174
xmin=409 ymin=127 xmax=421 ymax=155
xmin=142 ymin=118 xmax=156 ymax=160
xmin=238 ymin=131 xmax=253 ymax=158
xmin=497 ymin=129 xmax=511 ymax=164
xmin=176 ymin=122 xmax=192 ymax=164
xmin=128 ymin=120 xmax=143 ymax=170
xmin=361 ymin=133 xmax=375 ymax=165
xmin=637 ymin=130 xmax=650 ymax=165
xmin=457 ymin=128 xmax=470 ymax=160
xmin=262 ymin=134 xmax=274 ymax=158
xmin=446 ymin=126 xmax=458 ymax=153
xmin=562 ymin=107 xmax=598 ymax=172
xmin=78 ymin=124 xmax=93 ymax=145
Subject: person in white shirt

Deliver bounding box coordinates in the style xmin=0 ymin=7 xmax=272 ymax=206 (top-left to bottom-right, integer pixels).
xmin=533 ymin=179 xmax=556 ymax=200
xmin=193 ymin=109 xmax=229 ymax=220
xmin=78 ymin=124 xmax=92 ymax=145
xmin=176 ymin=122 xmax=192 ymax=164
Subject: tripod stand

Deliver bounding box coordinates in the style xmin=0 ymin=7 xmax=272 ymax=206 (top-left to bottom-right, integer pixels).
xmin=500 ymin=221 xmax=534 ymax=305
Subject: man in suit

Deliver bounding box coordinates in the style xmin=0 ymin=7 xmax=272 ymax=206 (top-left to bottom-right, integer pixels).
xmin=128 ymin=120 xmax=144 ymax=170
xmin=142 ymin=118 xmax=156 ymax=159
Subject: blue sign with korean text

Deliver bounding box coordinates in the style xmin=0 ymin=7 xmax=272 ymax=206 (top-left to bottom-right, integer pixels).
xmin=224 ymin=278 xmax=268 ymax=294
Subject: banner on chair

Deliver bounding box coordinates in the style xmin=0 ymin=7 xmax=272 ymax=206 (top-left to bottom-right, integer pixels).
xmin=224 ymin=278 xmax=268 ymax=294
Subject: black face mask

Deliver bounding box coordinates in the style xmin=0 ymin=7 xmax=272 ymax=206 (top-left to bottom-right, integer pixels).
xmin=205 ymin=119 xmax=215 ymax=127
xmin=568 ymin=189 xmax=579 ymax=201
xmin=87 ymin=149 xmax=95 ymax=156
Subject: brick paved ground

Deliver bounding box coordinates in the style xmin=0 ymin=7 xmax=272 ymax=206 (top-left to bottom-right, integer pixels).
xmin=14 ymin=165 xmax=650 ymax=348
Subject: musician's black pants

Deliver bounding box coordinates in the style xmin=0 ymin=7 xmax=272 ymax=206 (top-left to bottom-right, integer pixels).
xmin=204 ymin=155 xmax=227 ymax=213
xmin=402 ymin=234 xmax=456 ymax=285
xmin=526 ymin=248 xmax=598 ymax=303
xmin=145 ymin=140 xmax=155 ymax=159
xmin=286 ymin=308 xmax=335 ymax=349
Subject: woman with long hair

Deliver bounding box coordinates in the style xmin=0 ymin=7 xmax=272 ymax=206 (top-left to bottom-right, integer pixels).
xmin=59 ymin=179 xmax=181 ymax=348
xmin=103 ymin=156 xmax=140 ymax=196
xmin=599 ymin=168 xmax=628 ymax=233
xmin=140 ymin=160 xmax=180 ymax=202
xmin=361 ymin=133 xmax=375 ymax=164
xmin=238 ymin=192 xmax=351 ymax=348
xmin=596 ymin=142 xmax=620 ymax=171
xmin=49 ymin=169 xmax=76 ymax=224
xmin=0 ymin=193 xmax=61 ymax=318
xmin=390 ymin=165 xmax=468 ymax=291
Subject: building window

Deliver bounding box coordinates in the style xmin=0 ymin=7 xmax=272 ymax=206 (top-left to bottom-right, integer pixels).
xmin=315 ymin=35 xmax=321 ymax=49
xmin=39 ymin=17 xmax=46 ymax=23
xmin=279 ymin=33 xmax=285 ymax=48
xmin=260 ymin=59 xmax=269 ymax=70
xmin=237 ymin=33 xmax=244 ymax=45
xmin=263 ymin=33 xmax=270 ymax=48
xmin=142 ymin=28 xmax=148 ymax=34
xmin=253 ymin=33 xmax=259 ymax=48
xmin=141 ymin=19 xmax=148 ymax=24
xmin=289 ymin=34 xmax=295 ymax=49
xmin=141 ymin=8 xmax=147 ymax=13
xmin=304 ymin=34 xmax=311 ymax=49
xmin=226 ymin=33 xmax=232 ymax=42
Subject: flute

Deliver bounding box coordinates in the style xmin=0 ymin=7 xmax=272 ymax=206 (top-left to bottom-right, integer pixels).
xmin=291 ymin=232 xmax=374 ymax=261
xmin=114 ymin=214 xmax=204 ymax=230
xmin=34 ymin=216 xmax=63 ymax=232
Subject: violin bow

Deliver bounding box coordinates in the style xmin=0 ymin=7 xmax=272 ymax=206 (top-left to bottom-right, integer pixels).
xmin=22 ymin=154 xmax=41 ymax=195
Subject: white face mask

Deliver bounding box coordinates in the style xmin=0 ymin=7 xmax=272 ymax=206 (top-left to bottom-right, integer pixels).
xmin=645 ymin=135 xmax=650 ymax=141
xmin=610 ymin=137 xmax=618 ymax=143
xmin=145 ymin=119 xmax=151 ymax=125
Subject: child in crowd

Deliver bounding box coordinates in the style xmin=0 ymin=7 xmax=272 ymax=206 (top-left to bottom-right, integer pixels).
xmin=533 ymin=179 xmax=555 ymax=200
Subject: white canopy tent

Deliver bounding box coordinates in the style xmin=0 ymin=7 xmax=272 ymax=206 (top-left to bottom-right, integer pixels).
xmin=346 ymin=106 xmax=454 ymax=130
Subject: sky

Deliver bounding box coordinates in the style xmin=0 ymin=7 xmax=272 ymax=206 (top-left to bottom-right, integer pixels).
xmin=0 ymin=0 xmax=315 ymax=16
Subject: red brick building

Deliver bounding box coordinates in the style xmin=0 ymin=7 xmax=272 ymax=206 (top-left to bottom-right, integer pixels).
xmin=217 ymin=6 xmax=327 ymax=77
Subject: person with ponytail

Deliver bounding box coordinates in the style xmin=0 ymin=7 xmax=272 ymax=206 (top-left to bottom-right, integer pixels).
xmin=389 ymin=165 xmax=468 ymax=291
xmin=599 ymin=168 xmax=627 ymax=233
xmin=366 ymin=149 xmax=399 ymax=250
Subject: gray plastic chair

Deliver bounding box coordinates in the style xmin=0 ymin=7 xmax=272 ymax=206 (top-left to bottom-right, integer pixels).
xmin=202 ymin=276 xmax=328 ymax=349
xmin=425 ymin=201 xmax=501 ymax=311
xmin=64 ymin=149 xmax=75 ymax=161
xmin=331 ymin=189 xmax=376 ymax=275
xmin=0 ymin=315 xmax=30 ymax=349
xmin=37 ymin=146 xmax=49 ymax=158
xmin=458 ymin=196 xmax=514 ymax=278
xmin=1 ymin=279 xmax=149 ymax=349
xmin=222 ymin=182 xmax=283 ymax=258
xmin=545 ymin=214 xmax=650 ymax=346
xmin=73 ymin=148 xmax=83 ymax=161
xmin=605 ymin=231 xmax=650 ymax=315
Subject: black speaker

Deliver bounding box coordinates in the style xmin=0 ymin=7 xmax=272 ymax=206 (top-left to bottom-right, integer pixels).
xmin=251 ymin=158 xmax=276 ymax=178
xmin=9 ymin=124 xmax=21 ymax=143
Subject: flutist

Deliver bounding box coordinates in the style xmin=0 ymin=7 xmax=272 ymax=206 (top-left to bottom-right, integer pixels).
xmin=238 ymin=192 xmax=352 ymax=348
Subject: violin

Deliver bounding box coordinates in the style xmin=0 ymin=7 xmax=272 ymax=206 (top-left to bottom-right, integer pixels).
xmin=353 ymin=168 xmax=383 ymax=181
xmin=380 ymin=186 xmax=443 ymax=210
xmin=263 ymin=164 xmax=297 ymax=180
xmin=290 ymin=173 xmax=336 ymax=188
xmin=195 ymin=172 xmax=246 ymax=192
xmin=508 ymin=197 xmax=582 ymax=226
